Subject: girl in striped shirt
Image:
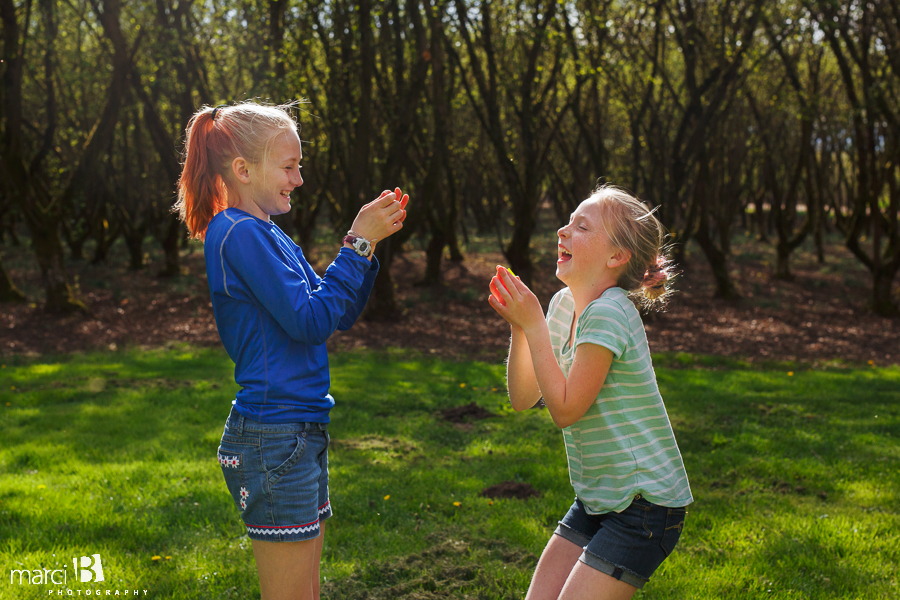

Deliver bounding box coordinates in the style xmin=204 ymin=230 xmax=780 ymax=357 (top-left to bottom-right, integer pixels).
xmin=489 ymin=185 xmax=692 ymax=600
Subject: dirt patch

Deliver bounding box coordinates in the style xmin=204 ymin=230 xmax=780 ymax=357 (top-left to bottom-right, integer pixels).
xmin=331 ymin=435 xmax=416 ymax=457
xmin=439 ymin=402 xmax=494 ymax=424
xmin=771 ymin=480 xmax=826 ymax=499
xmin=480 ymin=481 xmax=541 ymax=500
xmin=321 ymin=537 xmax=534 ymax=600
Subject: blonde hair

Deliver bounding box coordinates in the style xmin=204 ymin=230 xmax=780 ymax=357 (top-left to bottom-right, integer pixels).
xmin=587 ymin=184 xmax=675 ymax=309
xmin=174 ymin=101 xmax=299 ymax=240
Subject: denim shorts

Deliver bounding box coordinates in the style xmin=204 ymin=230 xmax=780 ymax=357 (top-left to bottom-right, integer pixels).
xmin=554 ymin=496 xmax=687 ymax=589
xmin=217 ymin=407 xmax=332 ymax=542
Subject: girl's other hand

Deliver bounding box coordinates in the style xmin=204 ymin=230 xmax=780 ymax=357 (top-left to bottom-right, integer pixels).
xmin=487 ymin=266 xmax=543 ymax=332
xmin=351 ymin=188 xmax=409 ymax=242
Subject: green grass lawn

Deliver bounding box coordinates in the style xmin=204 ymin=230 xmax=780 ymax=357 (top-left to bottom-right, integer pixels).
xmin=0 ymin=347 xmax=898 ymax=599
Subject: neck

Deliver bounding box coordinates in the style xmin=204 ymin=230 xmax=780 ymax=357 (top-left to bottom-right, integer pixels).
xmin=569 ymin=275 xmax=618 ymax=317
xmin=226 ymin=185 xmax=267 ymax=222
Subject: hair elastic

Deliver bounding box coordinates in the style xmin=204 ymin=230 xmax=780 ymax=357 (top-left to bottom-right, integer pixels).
xmin=210 ymin=105 xmax=227 ymax=121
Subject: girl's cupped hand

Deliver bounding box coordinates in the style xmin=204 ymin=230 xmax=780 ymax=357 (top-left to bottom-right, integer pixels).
xmin=350 ymin=188 xmax=409 ymax=242
xmin=488 ymin=266 xmax=544 ymax=331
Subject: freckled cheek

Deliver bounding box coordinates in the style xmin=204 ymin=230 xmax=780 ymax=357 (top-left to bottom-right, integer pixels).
xmin=574 ymin=237 xmax=602 ymax=261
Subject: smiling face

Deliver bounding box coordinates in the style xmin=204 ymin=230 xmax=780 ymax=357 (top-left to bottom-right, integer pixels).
xmin=237 ymin=130 xmax=304 ymax=220
xmin=556 ymin=198 xmax=628 ymax=291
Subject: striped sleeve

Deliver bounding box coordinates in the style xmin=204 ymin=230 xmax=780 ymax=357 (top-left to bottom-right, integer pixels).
xmin=574 ymin=298 xmax=630 ymax=358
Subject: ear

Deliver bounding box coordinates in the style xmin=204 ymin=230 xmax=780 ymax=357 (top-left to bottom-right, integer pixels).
xmin=231 ymin=157 xmax=251 ymax=184
xmin=607 ymin=248 xmax=631 ymax=269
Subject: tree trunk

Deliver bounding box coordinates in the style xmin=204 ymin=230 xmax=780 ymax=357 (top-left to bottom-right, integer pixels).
xmin=30 ymin=217 xmax=86 ymax=313
xmin=158 ymin=213 xmax=181 ymax=277
xmin=706 ymin=248 xmax=740 ymax=299
xmin=421 ymin=2 xmax=451 ymax=286
xmin=124 ymin=230 xmax=145 ymax=271
xmin=0 ymin=254 xmax=25 ymax=303
xmin=91 ymin=213 xmax=116 ymax=265
xmin=871 ymin=270 xmax=899 ymax=317
xmin=365 ymin=239 xmax=402 ymax=322
xmin=755 ymin=200 xmax=768 ymax=242
xmin=422 ymin=231 xmax=446 ymax=286
xmin=774 ymin=241 xmax=793 ymax=281
xmin=365 ymin=0 xmax=431 ymax=315
xmin=506 ymin=219 xmax=536 ymax=286
xmin=814 ymin=224 xmax=825 ymax=264
xmin=694 ymin=160 xmax=740 ymax=299
xmin=62 ymin=220 xmax=86 ymax=261
xmin=292 ymin=188 xmax=322 ymax=251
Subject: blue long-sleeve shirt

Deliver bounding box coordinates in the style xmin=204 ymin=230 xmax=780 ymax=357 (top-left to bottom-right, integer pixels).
xmin=204 ymin=207 xmax=378 ymax=423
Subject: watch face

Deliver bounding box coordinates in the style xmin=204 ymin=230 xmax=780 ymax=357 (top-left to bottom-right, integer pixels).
xmin=355 ymin=239 xmax=371 ymax=255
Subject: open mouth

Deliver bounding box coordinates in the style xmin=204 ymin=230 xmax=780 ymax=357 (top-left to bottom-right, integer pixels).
xmin=558 ymin=246 xmax=572 ymax=262
xmin=280 ymin=191 xmax=291 ymax=199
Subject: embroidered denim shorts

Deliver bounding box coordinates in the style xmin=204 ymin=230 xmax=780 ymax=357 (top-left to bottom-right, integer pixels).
xmin=554 ymin=496 xmax=687 ymax=589
xmin=217 ymin=407 xmax=332 ymax=542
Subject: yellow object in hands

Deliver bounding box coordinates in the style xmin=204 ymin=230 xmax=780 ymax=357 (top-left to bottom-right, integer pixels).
xmin=506 ymin=267 xmax=516 ymax=277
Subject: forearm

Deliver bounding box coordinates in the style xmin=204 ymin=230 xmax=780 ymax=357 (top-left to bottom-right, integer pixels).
xmin=507 ymin=326 xmax=541 ymax=411
xmin=286 ymin=249 xmax=370 ymax=344
xmin=337 ymin=258 xmax=379 ymax=330
xmin=522 ymin=325 xmax=577 ymax=427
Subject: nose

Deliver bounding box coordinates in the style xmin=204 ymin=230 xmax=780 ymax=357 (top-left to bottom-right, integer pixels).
xmin=558 ymin=224 xmax=569 ymax=238
xmin=293 ymin=169 xmax=304 ymax=188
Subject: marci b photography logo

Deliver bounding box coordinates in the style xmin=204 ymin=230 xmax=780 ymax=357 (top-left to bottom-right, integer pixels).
xmin=7 ymin=554 xmax=101 ymax=586
xmin=75 ymin=555 xmax=104 ymax=583
xmin=9 ymin=554 xmax=149 ymax=596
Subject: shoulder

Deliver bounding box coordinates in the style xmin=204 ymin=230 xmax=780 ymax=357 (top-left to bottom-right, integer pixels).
xmin=216 ymin=212 xmax=277 ymax=248
xmin=584 ymin=289 xmax=631 ymax=319
xmin=214 ymin=213 xmax=291 ymax=271
xmin=580 ymin=289 xmax=638 ymax=333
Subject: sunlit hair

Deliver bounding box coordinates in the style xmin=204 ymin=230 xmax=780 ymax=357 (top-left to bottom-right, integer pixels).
xmin=587 ymin=184 xmax=676 ymax=310
xmin=174 ymin=101 xmax=299 ymax=240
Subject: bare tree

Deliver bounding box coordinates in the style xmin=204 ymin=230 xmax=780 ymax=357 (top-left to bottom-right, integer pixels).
xmin=451 ymin=0 xmax=568 ymax=285
xmin=812 ymin=0 xmax=900 ymax=315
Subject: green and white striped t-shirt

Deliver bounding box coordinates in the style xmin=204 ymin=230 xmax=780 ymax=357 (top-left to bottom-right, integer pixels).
xmin=546 ymin=286 xmax=693 ymax=514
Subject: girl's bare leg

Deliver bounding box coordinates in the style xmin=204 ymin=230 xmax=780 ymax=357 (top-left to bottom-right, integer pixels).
xmin=557 ymin=560 xmax=637 ymax=600
xmin=251 ymin=530 xmax=322 ymax=600
xmin=525 ymin=534 xmax=584 ymax=600
xmin=311 ymin=527 xmax=324 ymax=600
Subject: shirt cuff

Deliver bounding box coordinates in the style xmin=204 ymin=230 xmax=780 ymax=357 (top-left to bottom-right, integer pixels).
xmin=338 ymin=246 xmax=374 ymax=267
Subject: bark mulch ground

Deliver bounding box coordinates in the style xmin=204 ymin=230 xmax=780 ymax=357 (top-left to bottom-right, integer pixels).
xmin=1 ymin=235 xmax=898 ymax=366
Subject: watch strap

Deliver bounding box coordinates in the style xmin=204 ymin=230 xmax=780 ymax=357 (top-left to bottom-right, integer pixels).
xmin=343 ymin=233 xmax=373 ymax=258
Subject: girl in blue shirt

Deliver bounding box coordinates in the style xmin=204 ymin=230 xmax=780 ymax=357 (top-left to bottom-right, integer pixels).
xmin=175 ymin=101 xmax=408 ymax=600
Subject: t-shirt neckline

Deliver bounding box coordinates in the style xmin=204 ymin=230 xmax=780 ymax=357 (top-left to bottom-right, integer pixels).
xmin=224 ymin=206 xmax=274 ymax=228
xmin=560 ymin=287 xmax=624 ymax=354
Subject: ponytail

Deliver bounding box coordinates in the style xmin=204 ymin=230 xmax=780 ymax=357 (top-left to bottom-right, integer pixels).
xmin=175 ymin=109 xmax=229 ymax=240
xmin=638 ymin=253 xmax=676 ymax=306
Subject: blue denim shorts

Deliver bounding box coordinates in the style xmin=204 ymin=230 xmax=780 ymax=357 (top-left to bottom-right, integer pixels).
xmin=217 ymin=407 xmax=332 ymax=542
xmin=554 ymin=496 xmax=687 ymax=589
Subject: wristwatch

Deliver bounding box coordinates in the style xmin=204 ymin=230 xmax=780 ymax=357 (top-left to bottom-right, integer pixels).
xmin=343 ymin=233 xmax=373 ymax=258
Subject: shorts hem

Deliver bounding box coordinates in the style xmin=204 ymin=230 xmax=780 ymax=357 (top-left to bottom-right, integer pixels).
xmin=245 ymin=519 xmax=321 ymax=542
xmin=580 ymin=550 xmax=648 ymax=589
xmin=554 ymin=522 xmax=592 ymax=547
xmin=244 ymin=500 xmax=332 ymax=542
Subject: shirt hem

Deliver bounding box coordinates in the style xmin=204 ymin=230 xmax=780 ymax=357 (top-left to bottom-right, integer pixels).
xmin=577 ymin=492 xmax=694 ymax=515
xmin=232 ymin=402 xmax=332 ymax=424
